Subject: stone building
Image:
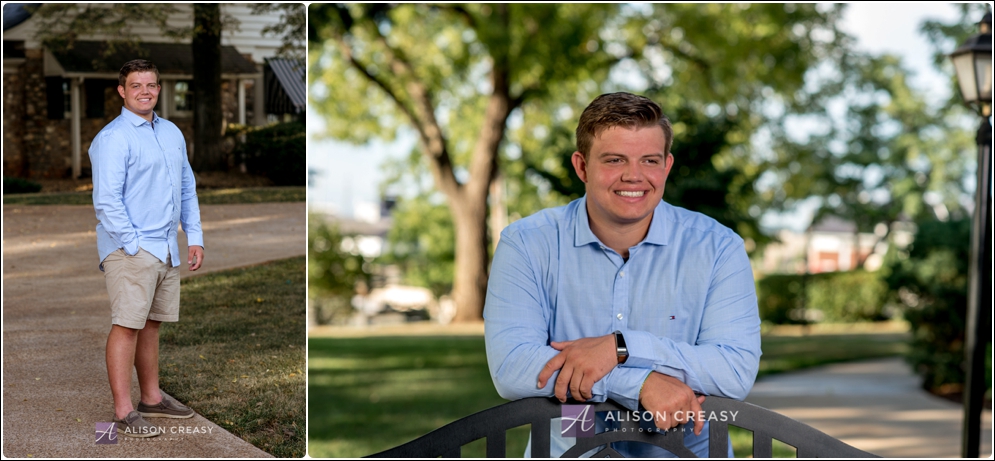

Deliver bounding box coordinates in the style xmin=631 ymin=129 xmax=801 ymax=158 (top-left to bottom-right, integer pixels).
xmin=757 ymin=215 xmax=915 ymax=275
xmin=2 ymin=4 xmax=303 ymax=179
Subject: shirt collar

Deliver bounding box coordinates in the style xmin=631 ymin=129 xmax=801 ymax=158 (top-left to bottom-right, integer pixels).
xmin=120 ymin=107 xmax=159 ymax=127
xmin=573 ymin=195 xmax=672 ymax=247
xmin=643 ymin=201 xmax=671 ymax=246
xmin=573 ymin=196 xmax=599 ymax=247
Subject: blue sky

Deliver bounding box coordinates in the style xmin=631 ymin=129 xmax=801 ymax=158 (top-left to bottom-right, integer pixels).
xmin=307 ymin=3 xmax=967 ymax=228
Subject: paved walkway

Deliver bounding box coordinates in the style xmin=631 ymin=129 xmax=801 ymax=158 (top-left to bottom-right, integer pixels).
xmin=2 ymin=202 xmax=305 ymax=457
xmin=747 ymin=357 xmax=993 ymax=458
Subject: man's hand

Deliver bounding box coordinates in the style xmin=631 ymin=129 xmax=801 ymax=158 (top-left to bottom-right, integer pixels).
xmin=537 ymin=334 xmax=617 ymax=402
xmin=639 ymin=372 xmax=707 ymax=436
xmin=188 ymin=245 xmax=204 ymax=271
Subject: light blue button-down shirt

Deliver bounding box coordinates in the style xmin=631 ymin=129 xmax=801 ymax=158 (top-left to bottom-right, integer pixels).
xmin=484 ymin=196 xmax=761 ymax=457
xmin=90 ymin=107 xmax=203 ymax=270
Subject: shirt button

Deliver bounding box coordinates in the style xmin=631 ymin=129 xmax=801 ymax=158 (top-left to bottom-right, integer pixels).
xmin=620 ymin=271 xmax=625 ymax=277
xmin=617 ymin=313 xmax=623 ymax=320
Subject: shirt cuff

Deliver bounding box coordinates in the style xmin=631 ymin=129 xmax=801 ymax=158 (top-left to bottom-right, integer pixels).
xmin=603 ymin=367 xmax=652 ymax=411
xmin=618 ymin=329 xmax=660 ymax=370
xmin=123 ymin=240 xmax=140 ymax=256
xmin=186 ymin=234 xmax=205 ymax=249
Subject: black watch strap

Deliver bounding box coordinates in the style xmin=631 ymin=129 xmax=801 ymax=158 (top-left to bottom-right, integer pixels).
xmin=614 ymin=330 xmax=628 ymax=364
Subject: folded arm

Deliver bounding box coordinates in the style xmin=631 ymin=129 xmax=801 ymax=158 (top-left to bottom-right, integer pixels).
xmin=484 ymin=230 xmax=559 ymax=399
xmin=484 ymin=231 xmax=652 ymax=411
xmin=621 ymin=240 xmax=761 ymax=401
xmin=484 ymin=231 xmax=760 ymax=412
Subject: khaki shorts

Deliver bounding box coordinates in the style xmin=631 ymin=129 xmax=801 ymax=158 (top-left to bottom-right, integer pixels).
xmin=102 ymin=248 xmax=180 ymax=329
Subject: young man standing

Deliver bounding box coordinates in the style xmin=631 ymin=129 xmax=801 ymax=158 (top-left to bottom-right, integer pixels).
xmin=90 ymin=59 xmax=205 ymax=437
xmin=484 ymin=92 xmax=761 ymax=457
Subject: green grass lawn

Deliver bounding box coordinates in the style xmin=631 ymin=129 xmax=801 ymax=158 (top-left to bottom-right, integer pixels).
xmin=2 ymin=186 xmax=304 ymax=205
xmin=160 ymin=256 xmax=306 ymax=457
xmin=308 ymin=336 xmax=520 ymax=458
xmin=308 ymin=330 xmax=909 ymax=458
xmin=758 ymin=332 xmax=909 ymax=378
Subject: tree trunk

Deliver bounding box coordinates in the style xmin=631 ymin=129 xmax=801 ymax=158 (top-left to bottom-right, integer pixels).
xmin=851 ymin=228 xmax=860 ymax=270
xmin=450 ymin=193 xmax=491 ymax=323
xmin=334 ymin=4 xmax=514 ymax=322
xmin=447 ymin=54 xmax=511 ymax=322
xmin=191 ymin=4 xmax=225 ymax=172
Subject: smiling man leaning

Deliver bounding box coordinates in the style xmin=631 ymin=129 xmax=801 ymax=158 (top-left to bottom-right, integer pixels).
xmin=89 ymin=59 xmax=204 ymax=438
xmin=484 ymin=92 xmax=761 ymax=457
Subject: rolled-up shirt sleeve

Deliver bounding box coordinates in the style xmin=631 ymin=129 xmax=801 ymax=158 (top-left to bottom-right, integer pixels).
xmin=90 ymin=130 xmax=140 ymax=256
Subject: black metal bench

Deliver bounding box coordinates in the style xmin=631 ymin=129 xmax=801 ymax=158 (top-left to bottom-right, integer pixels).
xmin=369 ymin=397 xmax=878 ymax=458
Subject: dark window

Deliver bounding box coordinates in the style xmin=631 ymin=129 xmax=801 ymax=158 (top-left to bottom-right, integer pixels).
xmin=45 ymin=76 xmax=66 ymax=120
xmin=85 ymin=80 xmax=113 ymax=119
xmin=62 ymin=81 xmax=71 ymax=117
xmin=174 ymin=80 xmax=194 ymax=112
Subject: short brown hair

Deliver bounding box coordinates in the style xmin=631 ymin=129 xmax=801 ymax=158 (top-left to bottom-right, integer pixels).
xmin=118 ymin=59 xmax=160 ymax=87
xmin=576 ymin=92 xmax=673 ymax=158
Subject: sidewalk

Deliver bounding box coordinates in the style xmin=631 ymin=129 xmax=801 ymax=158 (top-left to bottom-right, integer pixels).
xmin=2 ymin=202 xmax=305 ymax=457
xmin=747 ymin=357 xmax=994 ymax=458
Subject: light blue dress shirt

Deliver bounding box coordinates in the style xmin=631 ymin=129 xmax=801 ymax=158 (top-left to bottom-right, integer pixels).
xmin=484 ymin=196 xmax=761 ymax=457
xmin=90 ymin=107 xmax=203 ymax=270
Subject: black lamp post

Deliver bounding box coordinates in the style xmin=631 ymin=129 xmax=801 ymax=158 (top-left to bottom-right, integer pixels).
xmin=949 ymin=8 xmax=992 ymax=459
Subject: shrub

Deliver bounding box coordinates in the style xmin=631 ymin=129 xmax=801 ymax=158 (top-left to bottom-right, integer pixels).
xmin=756 ymin=274 xmax=806 ymax=325
xmin=236 ymin=121 xmax=305 ymax=186
xmin=757 ymin=271 xmax=889 ymax=325
xmin=380 ymin=197 xmax=456 ymax=298
xmin=3 ymin=177 xmax=42 ymax=194
xmin=308 ymin=214 xmax=370 ymax=325
xmin=806 ymin=271 xmax=889 ymax=322
xmin=884 ymin=218 xmax=972 ymax=392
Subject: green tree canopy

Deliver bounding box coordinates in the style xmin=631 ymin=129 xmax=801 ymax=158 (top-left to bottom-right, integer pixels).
xmin=310 ymin=4 xmax=625 ymax=321
xmin=757 ymin=4 xmax=985 ymax=267
xmin=309 ymin=3 xmax=977 ymax=319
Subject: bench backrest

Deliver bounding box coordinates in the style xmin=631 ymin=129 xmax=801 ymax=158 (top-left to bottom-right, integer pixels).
xmin=368 ymin=397 xmax=878 ymax=458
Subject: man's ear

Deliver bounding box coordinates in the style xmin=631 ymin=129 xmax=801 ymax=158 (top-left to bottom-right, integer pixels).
xmin=663 ymin=153 xmax=674 ymax=177
xmin=571 ymin=151 xmax=589 ymax=183
xmin=117 ymin=85 xmax=126 ymax=99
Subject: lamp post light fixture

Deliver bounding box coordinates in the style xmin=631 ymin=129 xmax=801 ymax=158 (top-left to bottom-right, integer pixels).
xmin=949 ymin=8 xmax=993 ymax=460
xmin=951 ymin=11 xmax=993 ymax=117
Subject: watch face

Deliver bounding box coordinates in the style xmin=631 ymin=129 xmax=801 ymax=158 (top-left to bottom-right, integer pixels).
xmin=614 ymin=331 xmax=626 ymax=349
xmin=615 ymin=332 xmax=628 ymax=363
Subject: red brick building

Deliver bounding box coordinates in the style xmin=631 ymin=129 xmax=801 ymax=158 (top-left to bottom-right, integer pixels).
xmin=2 ymin=4 xmax=303 ymax=179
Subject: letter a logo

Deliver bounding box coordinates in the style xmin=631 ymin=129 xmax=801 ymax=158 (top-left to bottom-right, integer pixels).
xmin=95 ymin=422 xmax=118 ymax=444
xmin=561 ymin=405 xmax=595 ymax=438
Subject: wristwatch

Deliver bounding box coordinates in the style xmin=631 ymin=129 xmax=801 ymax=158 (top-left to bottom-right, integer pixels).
xmin=613 ymin=330 xmax=628 ymax=364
